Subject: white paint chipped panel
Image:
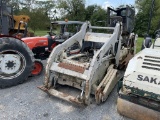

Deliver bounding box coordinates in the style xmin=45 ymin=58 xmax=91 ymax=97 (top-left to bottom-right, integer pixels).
xmin=124 ymin=71 xmax=160 ymax=95
xmin=84 ymin=32 xmax=112 ymax=42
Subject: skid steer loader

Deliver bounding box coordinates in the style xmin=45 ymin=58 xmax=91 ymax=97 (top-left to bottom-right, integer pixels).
xmin=38 ymin=5 xmax=136 ymax=105
xmin=117 ymin=29 xmax=160 ymax=120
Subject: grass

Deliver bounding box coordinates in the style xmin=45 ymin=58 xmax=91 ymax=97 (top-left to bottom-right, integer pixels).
xmin=34 ymin=30 xmax=49 ymax=36
xmin=136 ymin=37 xmax=143 ymax=53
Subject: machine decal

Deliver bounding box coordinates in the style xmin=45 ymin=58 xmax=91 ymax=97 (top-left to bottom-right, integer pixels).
xmin=137 ymin=75 xmax=160 ymax=85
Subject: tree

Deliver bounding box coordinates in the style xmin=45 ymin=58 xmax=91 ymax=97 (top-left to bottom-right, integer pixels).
xmin=7 ymin=0 xmax=21 ymax=14
xmin=31 ymin=10 xmax=50 ymax=32
xmin=85 ymin=5 xmax=96 ymax=20
xmin=57 ymin=0 xmax=86 ymax=21
xmin=85 ymin=5 xmax=106 ymax=26
xmin=35 ymin=1 xmax=55 ymax=15
xmin=11 ymin=0 xmax=55 ymax=32
xmin=18 ymin=0 xmax=35 ymax=11
xmin=135 ymin=0 xmax=160 ymax=37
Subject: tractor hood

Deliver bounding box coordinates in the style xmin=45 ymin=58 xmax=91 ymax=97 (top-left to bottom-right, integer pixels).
xmin=123 ymin=48 xmax=160 ymax=100
xmin=22 ymin=36 xmax=55 ymax=49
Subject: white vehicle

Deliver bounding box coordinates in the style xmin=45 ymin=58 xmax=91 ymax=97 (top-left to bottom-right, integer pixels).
xmin=39 ymin=6 xmax=136 ymax=105
xmin=117 ymin=30 xmax=160 ymax=120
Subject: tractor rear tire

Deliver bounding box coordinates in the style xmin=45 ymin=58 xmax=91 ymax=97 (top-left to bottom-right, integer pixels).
xmin=0 ymin=37 xmax=34 ymax=88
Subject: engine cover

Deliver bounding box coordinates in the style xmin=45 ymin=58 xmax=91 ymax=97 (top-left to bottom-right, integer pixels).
xmin=123 ymin=48 xmax=160 ymax=101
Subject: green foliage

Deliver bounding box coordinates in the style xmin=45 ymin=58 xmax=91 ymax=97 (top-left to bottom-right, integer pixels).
xmin=57 ymin=1 xmax=107 ymax=26
xmin=34 ymin=30 xmax=48 ymax=36
xmin=57 ymin=0 xmax=86 ymax=21
xmin=7 ymin=0 xmax=54 ymax=32
xmin=85 ymin=5 xmax=106 ymax=26
xmin=135 ymin=0 xmax=151 ymax=36
xmin=6 ymin=0 xmax=109 ymax=31
xmin=90 ymin=8 xmax=106 ymax=26
xmin=29 ymin=9 xmax=50 ymax=32
xmin=135 ymin=0 xmax=160 ymax=37
xmin=17 ymin=8 xmax=50 ymax=32
xmin=136 ymin=37 xmax=144 ymax=52
xmin=7 ymin=0 xmax=159 ymax=37
xmin=85 ymin=5 xmax=96 ymax=20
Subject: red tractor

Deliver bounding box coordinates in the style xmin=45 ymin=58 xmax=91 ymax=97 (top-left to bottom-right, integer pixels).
xmin=0 ymin=0 xmax=83 ymax=88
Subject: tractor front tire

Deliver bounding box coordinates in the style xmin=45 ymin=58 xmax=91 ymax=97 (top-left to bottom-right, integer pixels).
xmin=31 ymin=60 xmax=44 ymax=76
xmin=0 ymin=37 xmax=34 ymax=88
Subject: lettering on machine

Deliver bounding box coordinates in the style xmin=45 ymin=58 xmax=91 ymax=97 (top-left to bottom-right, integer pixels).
xmin=137 ymin=75 xmax=160 ymax=85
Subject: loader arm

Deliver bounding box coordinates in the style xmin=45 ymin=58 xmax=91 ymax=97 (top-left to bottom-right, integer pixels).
xmin=94 ymin=23 xmax=122 ymax=66
xmin=44 ymin=22 xmax=88 ymax=87
xmin=86 ymin=23 xmax=122 ymax=83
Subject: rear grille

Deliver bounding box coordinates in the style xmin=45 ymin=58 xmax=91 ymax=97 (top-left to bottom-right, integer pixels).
xmin=142 ymin=56 xmax=160 ymax=71
xmin=143 ymin=62 xmax=160 ymax=67
xmin=143 ymin=59 xmax=160 ymax=63
xmin=145 ymin=55 xmax=160 ymax=59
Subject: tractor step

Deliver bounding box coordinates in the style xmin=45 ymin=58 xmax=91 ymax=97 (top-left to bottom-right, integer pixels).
xmin=117 ymin=97 xmax=160 ymax=120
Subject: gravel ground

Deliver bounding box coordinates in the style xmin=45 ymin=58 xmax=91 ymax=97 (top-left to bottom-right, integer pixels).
xmin=0 ymin=61 xmax=130 ymax=120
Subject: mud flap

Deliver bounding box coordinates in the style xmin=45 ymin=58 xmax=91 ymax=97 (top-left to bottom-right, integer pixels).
xmin=117 ymin=97 xmax=160 ymax=120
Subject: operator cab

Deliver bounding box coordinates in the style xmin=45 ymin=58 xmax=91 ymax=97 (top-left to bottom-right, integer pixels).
xmin=67 ymin=25 xmax=113 ymax=58
xmin=47 ymin=21 xmax=84 ymax=48
xmin=49 ymin=21 xmax=83 ymax=39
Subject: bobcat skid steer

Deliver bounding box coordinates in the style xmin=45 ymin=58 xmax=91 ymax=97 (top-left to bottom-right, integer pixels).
xmin=117 ymin=30 xmax=160 ymax=120
xmin=38 ymin=21 xmax=136 ymax=105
